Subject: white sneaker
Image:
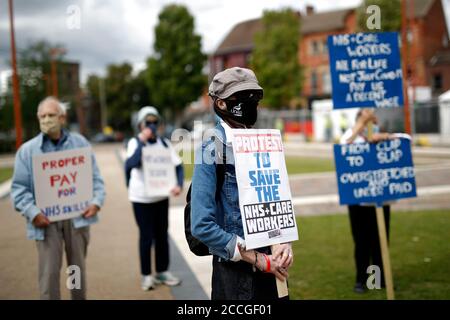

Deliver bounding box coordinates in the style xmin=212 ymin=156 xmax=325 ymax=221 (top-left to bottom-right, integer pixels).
xmin=141 ymin=275 xmax=155 ymax=291
xmin=154 ymin=271 xmax=182 ymax=286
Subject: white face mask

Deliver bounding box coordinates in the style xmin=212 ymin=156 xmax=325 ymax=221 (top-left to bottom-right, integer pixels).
xmin=39 ymin=115 xmax=61 ymax=136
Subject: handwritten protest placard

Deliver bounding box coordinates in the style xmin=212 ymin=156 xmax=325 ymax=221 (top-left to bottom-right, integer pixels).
xmin=334 ymin=137 xmax=417 ymax=206
xmin=142 ymin=144 xmax=176 ymax=197
xmin=231 ymin=129 xmax=299 ymax=250
xmin=327 ymin=32 xmax=404 ymax=109
xmin=32 ymin=147 xmax=93 ymax=222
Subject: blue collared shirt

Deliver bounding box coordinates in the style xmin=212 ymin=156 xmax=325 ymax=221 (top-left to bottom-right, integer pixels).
xmin=10 ymin=129 xmax=106 ymax=240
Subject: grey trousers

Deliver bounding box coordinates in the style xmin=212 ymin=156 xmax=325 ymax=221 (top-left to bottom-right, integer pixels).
xmin=35 ymin=220 xmax=90 ymax=300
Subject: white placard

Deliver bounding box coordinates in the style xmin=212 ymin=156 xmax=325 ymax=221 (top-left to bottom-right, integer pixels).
xmin=32 ymin=147 xmax=93 ymax=222
xmin=230 ymin=129 xmax=299 ymax=250
xmin=142 ymin=145 xmax=176 ymax=197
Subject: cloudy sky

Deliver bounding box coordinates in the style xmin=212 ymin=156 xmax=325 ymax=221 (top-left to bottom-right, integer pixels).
xmin=1 ymin=0 xmax=449 ymax=85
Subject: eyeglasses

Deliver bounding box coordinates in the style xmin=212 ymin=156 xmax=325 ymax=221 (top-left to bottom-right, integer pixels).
xmin=145 ymin=120 xmax=159 ymax=126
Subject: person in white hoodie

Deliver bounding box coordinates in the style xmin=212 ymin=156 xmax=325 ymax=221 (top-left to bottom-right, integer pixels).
xmin=125 ymin=106 xmax=184 ymax=291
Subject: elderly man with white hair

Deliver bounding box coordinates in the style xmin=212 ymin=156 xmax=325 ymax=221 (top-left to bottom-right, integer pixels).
xmin=10 ymin=96 xmax=106 ymax=300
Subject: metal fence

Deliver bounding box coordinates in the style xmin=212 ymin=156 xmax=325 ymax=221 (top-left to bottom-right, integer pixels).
xmin=256 ymin=101 xmax=441 ymax=140
xmin=377 ymin=100 xmax=442 ymax=134
xmin=413 ymin=101 xmax=440 ymax=134
xmin=257 ymin=108 xmax=313 ymax=136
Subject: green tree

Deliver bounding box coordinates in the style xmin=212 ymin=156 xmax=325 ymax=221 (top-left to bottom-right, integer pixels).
xmin=357 ymin=0 xmax=401 ymax=32
xmin=0 ymin=40 xmax=67 ymax=141
xmin=129 ymin=70 xmax=151 ymax=112
xmin=105 ymin=63 xmax=133 ymax=130
xmin=86 ymin=65 xmax=150 ymax=133
xmin=85 ymin=74 xmax=102 ymax=133
xmin=86 ymin=74 xmax=101 ymax=103
xmin=146 ymin=4 xmax=206 ymax=120
xmin=251 ymin=8 xmax=302 ymax=109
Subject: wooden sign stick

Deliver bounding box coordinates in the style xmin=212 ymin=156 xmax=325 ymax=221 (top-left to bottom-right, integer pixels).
xmin=367 ymin=121 xmax=395 ymax=300
xmin=375 ymin=206 xmax=395 ymax=300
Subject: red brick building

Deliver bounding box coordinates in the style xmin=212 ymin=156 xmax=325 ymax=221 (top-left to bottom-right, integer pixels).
xmin=210 ymin=0 xmax=450 ymax=107
xmin=209 ymin=18 xmax=261 ymax=79
xmin=407 ymin=0 xmax=450 ymax=97
xmin=300 ymin=6 xmax=356 ymax=104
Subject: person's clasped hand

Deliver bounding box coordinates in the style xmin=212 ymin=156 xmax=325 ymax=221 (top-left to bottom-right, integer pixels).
xmin=273 ymin=242 xmax=294 ymax=270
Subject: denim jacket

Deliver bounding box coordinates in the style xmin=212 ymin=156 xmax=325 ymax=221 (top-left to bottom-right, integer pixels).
xmin=191 ymin=120 xmax=245 ymax=260
xmin=10 ymin=130 xmax=106 ymax=240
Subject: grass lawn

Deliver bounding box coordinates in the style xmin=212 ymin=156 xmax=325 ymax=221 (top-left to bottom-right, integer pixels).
xmin=285 ymin=156 xmax=334 ymax=175
xmin=179 ymin=151 xmax=334 ymax=180
xmin=289 ymin=209 xmax=450 ymax=300
xmin=0 ymin=167 xmax=13 ymax=183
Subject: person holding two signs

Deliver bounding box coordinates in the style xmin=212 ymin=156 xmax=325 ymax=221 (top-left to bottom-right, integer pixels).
xmin=125 ymin=106 xmax=184 ymax=291
xmin=341 ymin=109 xmax=393 ymax=293
xmin=191 ymin=67 xmax=294 ymax=300
xmin=11 ymin=97 xmax=106 ymax=300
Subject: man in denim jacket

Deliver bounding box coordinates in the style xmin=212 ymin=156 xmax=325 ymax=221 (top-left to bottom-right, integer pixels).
xmin=10 ymin=97 xmax=105 ymax=300
xmin=191 ymin=67 xmax=294 ymax=300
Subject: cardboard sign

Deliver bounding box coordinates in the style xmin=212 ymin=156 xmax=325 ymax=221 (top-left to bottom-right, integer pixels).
xmin=142 ymin=144 xmax=176 ymax=197
xmin=32 ymin=147 xmax=93 ymax=222
xmin=231 ymin=129 xmax=299 ymax=250
xmin=328 ymin=32 xmax=404 ymax=109
xmin=334 ymin=137 xmax=417 ymax=206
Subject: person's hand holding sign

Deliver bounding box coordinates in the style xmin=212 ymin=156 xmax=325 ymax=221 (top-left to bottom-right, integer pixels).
xmin=273 ymin=243 xmax=294 ymax=269
xmin=138 ymin=127 xmax=154 ymax=143
xmin=346 ymin=109 xmax=378 ymax=144
xmin=238 ymin=244 xmax=289 ymax=281
xmin=266 ymin=254 xmax=289 ymax=281
xmin=32 ymin=213 xmax=50 ymax=228
xmin=171 ymin=186 xmax=182 ymax=197
xmin=139 ymin=116 xmax=158 ymax=143
xmin=369 ymin=132 xmax=393 ymax=143
xmin=83 ymin=204 xmax=100 ymax=219
xmin=359 ymin=109 xmax=377 ymax=124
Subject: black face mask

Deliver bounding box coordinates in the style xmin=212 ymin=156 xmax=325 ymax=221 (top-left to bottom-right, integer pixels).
xmin=214 ymin=90 xmax=262 ymax=128
xmin=145 ymin=121 xmax=158 ymax=143
xmin=226 ymin=99 xmax=258 ymax=126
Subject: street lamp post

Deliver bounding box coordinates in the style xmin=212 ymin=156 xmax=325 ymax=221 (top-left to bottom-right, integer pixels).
xmin=401 ymin=0 xmax=412 ymax=135
xmin=8 ymin=0 xmax=23 ymax=149
xmin=99 ymin=78 xmax=108 ymax=130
